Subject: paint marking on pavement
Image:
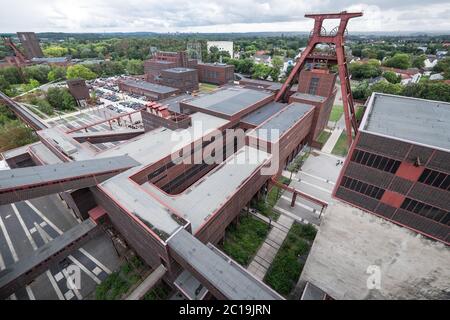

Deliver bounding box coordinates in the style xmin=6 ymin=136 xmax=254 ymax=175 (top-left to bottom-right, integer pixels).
xmin=274 ymin=206 xmax=315 ymax=226
xmin=0 ymin=215 xmax=18 ymax=262
xmin=26 ymin=200 xmax=63 ymax=235
xmin=11 ymin=203 xmax=38 ymax=251
xmin=68 ymin=255 xmax=101 ymax=284
xmin=34 ymin=222 xmax=53 ymax=243
xmin=92 ymin=266 xmax=102 ymax=276
xmin=30 ymin=227 xmax=36 ymax=234
xmin=46 ymin=271 xmax=65 ymax=300
xmin=78 ymin=248 xmax=112 ymax=274
xmin=9 ymin=294 xmax=17 ymax=300
xmin=0 ymin=252 xmax=5 ymax=270
xmin=62 ymin=268 xmax=82 ymax=300
xmin=54 ymin=272 xmax=64 ymax=282
xmin=299 ymin=171 xmax=336 ymax=185
xmin=296 ymin=179 xmax=332 ymax=194
xmin=26 ymin=286 xmax=36 ymax=300
xmin=64 ymin=290 xmax=75 ymax=300
xmin=280 ymin=195 xmax=319 ymax=213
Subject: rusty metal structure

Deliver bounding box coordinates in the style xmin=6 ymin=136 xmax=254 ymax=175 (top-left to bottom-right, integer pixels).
xmin=2 ymin=37 xmax=27 ymax=66
xmin=275 ymin=11 xmax=363 ymax=147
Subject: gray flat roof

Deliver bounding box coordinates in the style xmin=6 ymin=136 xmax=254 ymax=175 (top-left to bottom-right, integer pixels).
xmin=241 ymin=101 xmax=286 ymax=126
xmin=184 ymin=87 xmax=273 ymax=116
xmin=29 ymin=142 xmax=63 ymax=165
xmin=248 ymin=102 xmax=314 ymax=142
xmin=98 ymin=113 xmax=229 ymax=238
xmin=362 ymin=93 xmax=450 ymax=151
xmin=121 ymin=79 xmax=178 ymax=94
xmin=141 ymin=146 xmax=271 ymax=233
xmin=164 ymin=67 xmax=196 ymax=73
xmin=168 ymin=228 xmax=283 ymax=300
xmin=174 ymin=270 xmax=209 ymax=300
xmin=290 ymin=92 xmax=326 ymax=102
xmin=240 ymin=78 xmax=282 ymax=89
xmin=0 ymin=155 xmax=139 ymax=191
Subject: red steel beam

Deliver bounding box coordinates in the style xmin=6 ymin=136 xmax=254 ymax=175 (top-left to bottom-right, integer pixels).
xmin=270 ymin=177 xmax=328 ymax=208
xmin=65 ymin=107 xmax=145 ymax=134
xmin=275 ymin=11 xmax=362 ymax=147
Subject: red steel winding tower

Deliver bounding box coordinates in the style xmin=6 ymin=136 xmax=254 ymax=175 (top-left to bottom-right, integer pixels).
xmin=275 ymin=11 xmax=363 ymax=147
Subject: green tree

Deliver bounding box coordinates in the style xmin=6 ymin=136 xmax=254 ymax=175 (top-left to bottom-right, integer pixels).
xmin=252 ymin=63 xmax=272 ymax=80
xmin=382 ymin=71 xmax=401 ymax=84
xmin=126 ymin=59 xmax=144 ymax=75
xmin=0 ymin=67 xmax=22 ymax=85
xmin=0 ymin=120 xmax=37 ymax=152
xmin=47 ymin=66 xmax=67 ymax=82
xmin=349 ymin=61 xmax=382 ymax=80
xmin=23 ymin=65 xmax=51 ymax=83
xmin=369 ymin=80 xmax=403 ymax=96
xmin=412 ymin=55 xmax=426 ymax=69
xmin=403 ymin=82 xmax=450 ymax=102
xmin=66 ymin=65 xmax=97 ymax=80
xmin=46 ymin=87 xmax=77 ymax=110
xmin=43 ymin=46 xmax=68 ymax=57
xmin=272 ymin=56 xmax=284 ymax=71
xmin=383 ymin=53 xmax=411 ymax=69
xmin=433 ymin=57 xmax=450 ymax=79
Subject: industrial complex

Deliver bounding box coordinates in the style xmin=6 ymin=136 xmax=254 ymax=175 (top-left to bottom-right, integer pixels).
xmin=0 ymin=11 xmax=448 ymax=301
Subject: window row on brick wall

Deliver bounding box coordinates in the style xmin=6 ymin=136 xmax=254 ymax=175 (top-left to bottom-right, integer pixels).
xmin=418 ymin=168 xmax=450 ymax=191
xmin=341 ymin=176 xmax=385 ymax=200
xmin=351 ymin=148 xmax=401 ymax=174
xmin=400 ymin=198 xmax=450 ymax=226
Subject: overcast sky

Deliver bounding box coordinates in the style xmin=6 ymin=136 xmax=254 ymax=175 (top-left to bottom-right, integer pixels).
xmin=1 ymin=0 xmax=449 ymax=33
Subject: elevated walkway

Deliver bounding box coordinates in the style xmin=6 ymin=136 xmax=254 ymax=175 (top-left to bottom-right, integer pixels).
xmin=0 ymin=90 xmax=48 ymax=130
xmin=70 ymin=129 xmax=145 ymax=144
xmin=167 ymin=228 xmax=284 ymax=300
xmin=0 ymin=219 xmax=99 ymax=299
xmin=0 ymin=155 xmax=139 ymax=205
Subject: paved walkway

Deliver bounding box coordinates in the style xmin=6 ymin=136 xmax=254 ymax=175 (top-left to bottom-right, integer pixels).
xmin=247 ymin=212 xmax=294 ymax=280
xmin=321 ymin=127 xmax=343 ymax=153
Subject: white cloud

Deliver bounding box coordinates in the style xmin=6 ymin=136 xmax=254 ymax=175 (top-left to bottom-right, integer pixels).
xmin=0 ymin=0 xmax=449 ymax=33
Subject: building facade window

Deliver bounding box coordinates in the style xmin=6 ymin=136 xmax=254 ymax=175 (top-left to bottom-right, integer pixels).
xmin=308 ymin=77 xmax=320 ymax=95
xmin=341 ymin=176 xmax=385 ymax=200
xmin=400 ymin=198 xmax=450 ymax=225
xmin=351 ymin=149 xmax=401 ymax=174
xmin=418 ymin=168 xmax=450 ymax=191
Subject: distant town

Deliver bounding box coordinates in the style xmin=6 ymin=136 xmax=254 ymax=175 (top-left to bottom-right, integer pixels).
xmin=0 ymin=9 xmax=448 ymax=304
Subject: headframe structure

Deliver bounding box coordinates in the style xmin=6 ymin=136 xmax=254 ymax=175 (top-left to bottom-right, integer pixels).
xmin=275 ymin=11 xmax=363 ymax=147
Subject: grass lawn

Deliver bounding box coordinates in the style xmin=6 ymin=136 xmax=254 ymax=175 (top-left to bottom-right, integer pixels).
xmin=255 ymin=176 xmax=291 ymax=220
xmin=264 ymin=223 xmax=317 ymax=297
xmin=222 ymin=215 xmax=270 ymax=266
xmin=143 ymin=281 xmax=172 ymax=300
xmin=355 ymin=106 xmax=366 ymax=122
xmin=316 ymin=130 xmax=331 ymax=145
xmin=329 ymin=105 xmax=344 ymax=122
xmin=95 ymin=256 xmax=146 ymax=300
xmin=331 ymin=131 xmax=349 ymax=157
xmin=199 ymin=83 xmax=218 ymax=93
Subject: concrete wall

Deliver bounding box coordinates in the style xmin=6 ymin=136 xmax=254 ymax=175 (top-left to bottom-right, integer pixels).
xmin=299 ymin=201 xmax=450 ymax=300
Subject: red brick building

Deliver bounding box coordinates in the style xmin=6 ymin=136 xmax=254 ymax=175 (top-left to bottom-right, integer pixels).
xmin=197 ymin=63 xmax=234 ymax=85
xmin=334 ymin=93 xmax=450 ymax=244
xmin=289 ymin=68 xmax=337 ymax=142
